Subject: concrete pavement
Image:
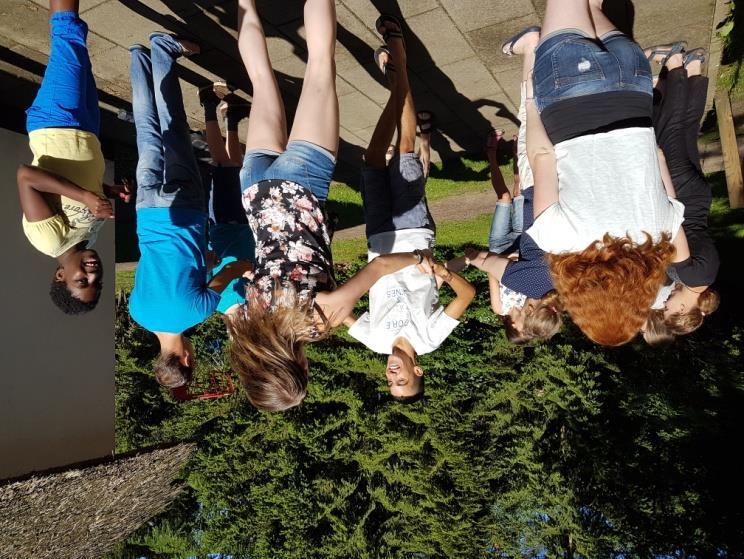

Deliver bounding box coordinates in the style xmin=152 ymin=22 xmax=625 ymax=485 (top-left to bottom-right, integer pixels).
xmin=0 ymin=0 xmax=719 ymax=168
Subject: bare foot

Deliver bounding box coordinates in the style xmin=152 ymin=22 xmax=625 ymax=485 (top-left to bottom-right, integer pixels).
xmin=510 ymin=30 xmax=539 ymax=56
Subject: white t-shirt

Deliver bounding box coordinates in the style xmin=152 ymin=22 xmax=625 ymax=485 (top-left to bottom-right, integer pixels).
xmin=651 ymin=281 xmax=676 ymax=310
xmin=527 ymin=127 xmax=685 ymax=253
xmin=349 ymin=228 xmax=459 ymax=355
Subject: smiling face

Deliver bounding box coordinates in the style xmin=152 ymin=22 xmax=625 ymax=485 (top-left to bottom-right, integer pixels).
xmin=55 ymin=249 xmax=103 ymax=303
xmin=385 ymin=353 xmax=424 ymax=398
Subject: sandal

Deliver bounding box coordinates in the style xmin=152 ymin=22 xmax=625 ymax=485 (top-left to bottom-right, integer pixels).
xmin=417 ymin=110 xmax=435 ymax=135
xmin=375 ymin=14 xmax=405 ymax=45
xmin=486 ymin=128 xmax=504 ymax=150
xmin=501 ymin=26 xmax=541 ymax=56
xmin=683 ymin=47 xmax=706 ymax=70
xmin=644 ymin=41 xmax=687 ymax=66
xmin=374 ymin=46 xmax=395 ymax=76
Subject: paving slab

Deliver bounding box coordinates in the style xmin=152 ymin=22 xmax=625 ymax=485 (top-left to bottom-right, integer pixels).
xmin=0 ymin=0 xmax=721 ymax=171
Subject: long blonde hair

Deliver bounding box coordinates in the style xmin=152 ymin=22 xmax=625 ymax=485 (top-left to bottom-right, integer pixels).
xmin=226 ymin=283 xmax=327 ymax=412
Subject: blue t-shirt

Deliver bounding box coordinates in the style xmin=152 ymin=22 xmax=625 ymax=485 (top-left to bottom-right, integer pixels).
xmin=208 ymin=223 xmax=255 ymax=313
xmin=501 ymin=187 xmax=554 ymax=299
xmin=130 ymin=208 xmax=220 ymax=333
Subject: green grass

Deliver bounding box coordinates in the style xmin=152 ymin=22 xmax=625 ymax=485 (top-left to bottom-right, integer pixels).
xmin=326 ymin=157 xmax=512 ymax=230
xmin=330 ymin=212 xmax=493 ymax=264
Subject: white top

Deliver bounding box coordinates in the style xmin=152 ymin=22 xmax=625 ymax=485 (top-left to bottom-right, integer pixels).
xmin=651 ymin=280 xmax=676 ymax=310
xmin=349 ymin=228 xmax=458 ymax=355
xmin=526 ymin=127 xmax=685 ymax=253
xmin=499 ymin=283 xmax=527 ymax=316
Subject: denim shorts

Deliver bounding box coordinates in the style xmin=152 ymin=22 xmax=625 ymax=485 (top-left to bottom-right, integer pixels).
xmin=239 ymin=140 xmax=336 ymax=203
xmin=26 ymin=12 xmax=100 ymax=134
xmin=533 ymin=30 xmax=652 ymax=112
xmin=361 ymin=152 xmax=435 ymax=238
xmin=488 ymin=195 xmax=524 ymax=255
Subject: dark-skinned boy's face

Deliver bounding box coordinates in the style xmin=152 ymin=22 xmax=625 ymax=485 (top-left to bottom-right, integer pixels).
xmin=55 ymin=249 xmax=102 ymax=303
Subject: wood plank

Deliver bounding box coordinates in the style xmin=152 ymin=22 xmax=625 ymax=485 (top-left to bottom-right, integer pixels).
xmin=715 ymin=91 xmax=744 ymax=208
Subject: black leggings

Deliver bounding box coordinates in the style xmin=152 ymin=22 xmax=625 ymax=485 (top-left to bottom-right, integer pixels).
xmin=653 ymin=68 xmax=710 ymax=229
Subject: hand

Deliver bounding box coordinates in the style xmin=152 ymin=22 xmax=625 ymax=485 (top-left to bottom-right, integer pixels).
xmin=433 ymin=262 xmax=453 ymax=281
xmin=84 ymin=192 xmax=114 ymax=219
xmin=415 ymin=253 xmax=435 ymax=275
xmin=104 ymin=178 xmax=133 ymax=203
xmin=419 ymin=150 xmax=430 ymax=179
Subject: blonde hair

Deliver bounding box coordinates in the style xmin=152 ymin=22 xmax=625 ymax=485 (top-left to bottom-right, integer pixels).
xmin=504 ymin=291 xmax=564 ymax=344
xmin=548 ymin=234 xmax=675 ymax=347
xmin=643 ymin=309 xmax=675 ymax=346
xmin=226 ymin=283 xmax=328 ymax=412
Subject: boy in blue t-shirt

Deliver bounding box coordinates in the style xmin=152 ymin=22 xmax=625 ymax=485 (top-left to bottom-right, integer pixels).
xmin=128 ymin=34 xmax=250 ymax=388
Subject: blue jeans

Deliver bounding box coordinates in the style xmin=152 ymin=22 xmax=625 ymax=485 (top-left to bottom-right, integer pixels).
xmin=488 ymin=196 xmax=524 ymax=254
xmin=534 ymin=30 xmax=652 ymax=112
xmin=131 ymin=34 xmax=205 ymax=210
xmin=360 ymin=153 xmax=435 ymax=238
xmin=26 ymin=12 xmax=100 ymax=134
xmin=239 ymin=140 xmax=336 ymax=203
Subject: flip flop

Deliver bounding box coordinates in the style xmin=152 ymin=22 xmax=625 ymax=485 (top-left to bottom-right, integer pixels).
xmin=501 ymin=26 xmax=541 ymax=56
xmin=417 ymin=110 xmax=435 ymax=135
xmin=375 ymin=14 xmax=405 ymax=46
xmin=374 ymin=46 xmax=395 ymax=76
xmin=486 ymin=128 xmax=504 ymax=150
xmin=645 ymin=41 xmax=687 ymax=66
xmin=683 ymin=47 xmax=706 ymax=70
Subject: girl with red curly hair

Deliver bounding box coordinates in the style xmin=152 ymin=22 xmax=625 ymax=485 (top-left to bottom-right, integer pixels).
xmin=501 ymin=0 xmax=691 ymax=346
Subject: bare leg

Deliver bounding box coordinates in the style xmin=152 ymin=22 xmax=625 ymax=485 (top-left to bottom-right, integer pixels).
xmin=237 ymin=0 xmax=287 ymax=152
xmin=589 ymin=0 xmax=617 ymax=38
xmin=288 ymin=0 xmax=339 ymax=155
xmin=226 ymin=129 xmax=243 ymax=164
xmin=488 ymin=147 xmax=511 ymax=202
xmin=365 ymin=52 xmax=398 ymax=169
xmin=386 ymin=31 xmax=416 ymax=154
xmin=541 ymin=0 xmax=596 ymax=39
xmin=205 ymin=120 xmax=230 ymax=164
xmin=511 ymin=136 xmax=520 ymax=196
xmin=50 ymin=0 xmax=79 ymax=13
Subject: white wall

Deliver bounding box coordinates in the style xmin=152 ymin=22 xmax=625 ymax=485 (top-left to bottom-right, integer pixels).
xmin=0 ymin=127 xmax=115 ymax=480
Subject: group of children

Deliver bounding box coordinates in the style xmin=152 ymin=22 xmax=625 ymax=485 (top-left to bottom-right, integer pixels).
xmin=19 ymin=0 xmax=719 ymax=412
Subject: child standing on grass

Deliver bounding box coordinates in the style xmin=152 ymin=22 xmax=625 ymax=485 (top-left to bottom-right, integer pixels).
xmin=198 ymin=83 xmax=256 ymax=317
xmin=17 ymin=0 xmax=130 ymax=315
xmin=643 ymin=47 xmax=720 ymax=344
xmin=128 ymin=34 xmax=248 ymax=390
xmin=344 ymin=15 xmax=475 ymax=403
xmin=449 ymin=49 xmax=561 ymax=344
xmin=227 ymin=2 xmax=437 ymax=412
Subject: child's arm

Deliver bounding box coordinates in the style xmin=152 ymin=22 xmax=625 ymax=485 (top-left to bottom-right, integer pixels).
xmin=464 ymin=248 xmax=510 ymax=281
xmin=316 ymin=251 xmax=428 ymax=327
xmin=433 ymin=263 xmax=476 ymax=320
xmin=525 ymin=99 xmax=559 ymax=218
xmin=17 ymin=164 xmax=114 ymax=220
xmin=208 ymin=260 xmax=254 ymax=294
xmin=487 ymin=272 xmax=503 ymax=315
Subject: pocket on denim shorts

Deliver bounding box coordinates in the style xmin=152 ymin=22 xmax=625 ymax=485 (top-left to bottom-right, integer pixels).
xmin=551 ymin=40 xmax=605 ymax=87
xmin=269 ymin=155 xmax=311 ymax=189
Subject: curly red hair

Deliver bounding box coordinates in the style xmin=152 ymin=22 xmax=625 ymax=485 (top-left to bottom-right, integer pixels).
xmin=548 ymin=234 xmax=675 ymax=346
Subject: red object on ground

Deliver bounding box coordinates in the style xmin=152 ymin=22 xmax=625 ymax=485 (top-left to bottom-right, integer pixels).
xmin=169 ymin=371 xmax=236 ymax=402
